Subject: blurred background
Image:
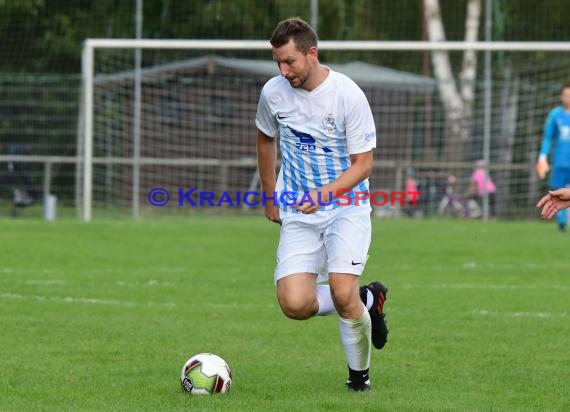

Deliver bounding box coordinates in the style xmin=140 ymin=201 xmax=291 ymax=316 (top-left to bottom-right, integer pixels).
xmin=1 ymin=0 xmax=569 ymax=219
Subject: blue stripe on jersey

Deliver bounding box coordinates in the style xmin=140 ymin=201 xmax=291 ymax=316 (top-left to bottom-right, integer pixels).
xmin=277 ymin=142 xmax=288 ymax=211
xmin=336 ymin=137 xmax=350 ymax=171
xmin=324 ymin=154 xmax=337 ymax=183
xmin=282 ymin=142 xmax=300 ymax=193
xmin=308 ymin=148 xmax=322 ymax=190
xmin=335 ymin=138 xmax=353 ymax=207
xmin=295 ymin=146 xmax=309 ymax=193
xmin=280 ymin=142 xmax=300 ymax=209
xmin=358 ymin=181 xmax=369 ymax=205
xmin=280 ymin=142 xmax=290 ymax=195
xmin=287 ymin=126 xmax=312 ymax=193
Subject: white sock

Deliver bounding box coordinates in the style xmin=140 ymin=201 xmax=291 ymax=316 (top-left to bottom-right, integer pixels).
xmin=339 ymin=304 xmax=371 ymax=371
xmin=316 ymin=285 xmax=337 ymax=316
xmin=365 ymin=289 xmax=373 ymax=311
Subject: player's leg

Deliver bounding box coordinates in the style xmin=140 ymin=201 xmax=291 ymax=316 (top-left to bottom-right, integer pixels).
xmin=325 ymin=206 xmax=387 ymax=391
xmin=550 ymin=168 xmax=567 ymax=232
xmin=360 ymin=281 xmax=388 ymax=349
xmin=276 ymin=273 xmax=318 ymax=319
xmin=329 ymin=272 xmax=372 ymax=391
xmin=325 ymin=206 xmax=388 ymax=350
xmin=274 ymin=214 xmax=327 ymax=319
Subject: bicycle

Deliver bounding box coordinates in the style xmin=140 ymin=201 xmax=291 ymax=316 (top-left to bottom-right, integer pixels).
xmin=437 ymin=175 xmax=481 ymax=218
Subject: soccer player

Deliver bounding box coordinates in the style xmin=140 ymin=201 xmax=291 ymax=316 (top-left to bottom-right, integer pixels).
xmin=536 ymin=84 xmax=570 ymax=232
xmin=256 ymin=17 xmax=388 ymax=392
xmin=536 ymin=188 xmax=570 ymax=219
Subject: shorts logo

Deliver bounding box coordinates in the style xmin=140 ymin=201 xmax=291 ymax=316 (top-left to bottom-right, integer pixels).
xmin=322 ymin=113 xmax=336 ymax=134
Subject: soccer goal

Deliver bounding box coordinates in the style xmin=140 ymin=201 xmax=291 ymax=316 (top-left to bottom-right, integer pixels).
xmin=79 ymin=39 xmax=570 ymax=221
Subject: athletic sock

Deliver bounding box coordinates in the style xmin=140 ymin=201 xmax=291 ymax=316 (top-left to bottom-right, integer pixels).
xmin=316 ymin=284 xmax=336 ymax=316
xmin=365 ymin=289 xmax=373 ymax=311
xmin=339 ymin=304 xmax=371 ymax=372
xmin=348 ymin=367 xmax=370 ymax=384
xmin=359 ymin=286 xmax=374 ymax=311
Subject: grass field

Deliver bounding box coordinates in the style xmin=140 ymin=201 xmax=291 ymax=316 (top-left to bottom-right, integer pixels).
xmin=1 ymin=217 xmax=569 ymax=411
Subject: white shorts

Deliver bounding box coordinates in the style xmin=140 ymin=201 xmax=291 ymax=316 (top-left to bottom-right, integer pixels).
xmin=274 ymin=205 xmax=372 ymax=284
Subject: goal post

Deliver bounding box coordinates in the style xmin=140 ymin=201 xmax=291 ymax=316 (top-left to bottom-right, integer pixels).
xmin=80 ymin=39 xmax=570 ymax=221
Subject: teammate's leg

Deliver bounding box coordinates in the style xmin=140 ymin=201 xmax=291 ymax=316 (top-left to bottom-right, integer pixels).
xmin=550 ymin=168 xmax=567 ymax=232
xmin=315 ymin=282 xmax=386 ymax=320
xmin=555 ymin=205 xmax=567 ymax=231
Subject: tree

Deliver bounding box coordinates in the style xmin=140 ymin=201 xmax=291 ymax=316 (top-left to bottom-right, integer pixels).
xmin=424 ymin=0 xmax=481 ymax=161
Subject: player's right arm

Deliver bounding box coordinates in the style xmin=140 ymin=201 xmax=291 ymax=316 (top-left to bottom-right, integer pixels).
xmin=536 ymin=109 xmax=557 ymax=179
xmin=255 ymin=84 xmax=281 ymax=224
xmin=256 ymin=130 xmax=281 ymax=224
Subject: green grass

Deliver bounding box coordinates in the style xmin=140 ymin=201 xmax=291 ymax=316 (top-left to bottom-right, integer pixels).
xmin=1 ymin=217 xmax=569 ymax=411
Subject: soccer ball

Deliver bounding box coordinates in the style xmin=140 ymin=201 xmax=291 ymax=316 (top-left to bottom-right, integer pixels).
xmin=180 ymin=353 xmax=232 ymax=395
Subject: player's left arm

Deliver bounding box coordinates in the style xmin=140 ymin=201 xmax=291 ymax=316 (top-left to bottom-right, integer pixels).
xmin=296 ymin=151 xmax=373 ymax=214
xmin=536 ymin=110 xmax=557 ymax=178
xmin=296 ymin=87 xmax=376 ymax=214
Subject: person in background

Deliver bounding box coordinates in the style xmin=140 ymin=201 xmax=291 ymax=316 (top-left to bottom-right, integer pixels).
xmin=466 ymin=159 xmax=496 ymax=218
xmin=535 ymin=84 xmax=570 ymax=232
xmin=404 ymin=167 xmax=422 ymax=218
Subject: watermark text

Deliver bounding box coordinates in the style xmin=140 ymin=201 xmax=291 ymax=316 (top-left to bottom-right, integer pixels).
xmin=147 ymin=188 xmax=421 ymax=208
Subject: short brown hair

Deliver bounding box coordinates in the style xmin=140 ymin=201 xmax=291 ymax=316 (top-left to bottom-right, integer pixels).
xmin=270 ymin=17 xmax=317 ymax=54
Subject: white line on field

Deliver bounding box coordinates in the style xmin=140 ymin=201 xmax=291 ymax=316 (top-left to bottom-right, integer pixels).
xmin=401 ymin=283 xmax=570 ymax=291
xmin=470 ymin=309 xmax=567 ymax=318
xmin=1 ymin=279 xmax=177 ymax=288
xmin=0 ymin=292 xmax=176 ymax=308
xmin=392 ymin=262 xmax=569 ymax=270
xmin=25 ymin=280 xmax=66 ymax=285
xmin=114 ymin=280 xmax=176 ymax=287
xmin=0 ymin=267 xmax=189 ymax=276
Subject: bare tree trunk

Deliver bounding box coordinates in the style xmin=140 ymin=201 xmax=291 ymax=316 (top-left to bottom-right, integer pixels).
xmin=459 ymin=0 xmax=481 ymax=136
xmin=497 ymin=68 xmax=519 ymax=217
xmin=424 ymin=0 xmax=463 ymax=138
xmin=424 ymin=0 xmax=481 ymax=162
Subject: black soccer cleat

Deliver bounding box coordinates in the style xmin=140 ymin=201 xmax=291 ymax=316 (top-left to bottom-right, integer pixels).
xmin=360 ymin=281 xmax=389 ymax=350
xmin=346 ymin=379 xmax=371 ymax=392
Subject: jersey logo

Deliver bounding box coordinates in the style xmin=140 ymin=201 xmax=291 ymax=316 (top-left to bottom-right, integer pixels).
xmin=322 ymin=113 xmax=336 ymax=134
xmin=289 ymin=126 xmax=333 ymax=153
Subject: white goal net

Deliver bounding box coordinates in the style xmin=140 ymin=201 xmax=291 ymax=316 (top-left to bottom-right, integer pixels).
xmin=79 ymin=39 xmax=570 ymax=221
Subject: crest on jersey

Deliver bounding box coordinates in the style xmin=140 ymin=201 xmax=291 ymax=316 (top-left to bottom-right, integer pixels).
xmin=322 ymin=113 xmax=336 ymax=134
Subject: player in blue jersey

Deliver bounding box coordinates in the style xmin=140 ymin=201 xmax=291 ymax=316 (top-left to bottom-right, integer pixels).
xmin=256 ymin=18 xmax=388 ymax=392
xmin=536 ymin=84 xmax=570 ymax=232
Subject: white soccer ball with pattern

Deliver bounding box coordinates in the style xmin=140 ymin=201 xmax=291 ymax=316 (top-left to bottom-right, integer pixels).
xmin=180 ymin=353 xmax=232 ymax=395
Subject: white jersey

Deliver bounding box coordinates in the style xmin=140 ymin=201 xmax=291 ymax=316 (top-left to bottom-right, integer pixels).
xmin=256 ymin=68 xmax=376 ymax=211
